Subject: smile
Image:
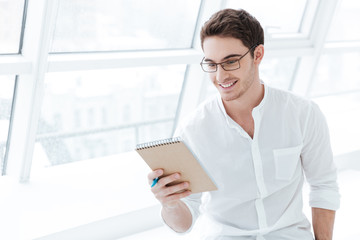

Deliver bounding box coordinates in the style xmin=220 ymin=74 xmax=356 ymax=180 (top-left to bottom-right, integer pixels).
xmin=219 ymin=80 xmax=238 ymax=88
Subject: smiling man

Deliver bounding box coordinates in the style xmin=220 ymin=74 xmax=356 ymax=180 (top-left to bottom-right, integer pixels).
xmin=148 ymin=8 xmax=340 ymax=240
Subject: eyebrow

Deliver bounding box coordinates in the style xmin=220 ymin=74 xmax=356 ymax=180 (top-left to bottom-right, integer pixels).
xmin=203 ymin=54 xmax=242 ymax=62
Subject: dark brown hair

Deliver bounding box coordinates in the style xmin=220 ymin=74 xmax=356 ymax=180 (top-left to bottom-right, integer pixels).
xmin=200 ymin=8 xmax=264 ymax=57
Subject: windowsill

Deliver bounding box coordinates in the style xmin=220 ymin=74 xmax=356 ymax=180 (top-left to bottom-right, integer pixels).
xmin=0 ymin=151 xmax=159 ymax=240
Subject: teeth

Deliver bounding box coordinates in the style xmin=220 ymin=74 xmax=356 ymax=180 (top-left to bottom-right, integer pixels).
xmin=220 ymin=81 xmax=236 ymax=88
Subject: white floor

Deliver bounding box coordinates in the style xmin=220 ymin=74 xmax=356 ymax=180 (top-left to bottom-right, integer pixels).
xmin=120 ymin=169 xmax=360 ymax=240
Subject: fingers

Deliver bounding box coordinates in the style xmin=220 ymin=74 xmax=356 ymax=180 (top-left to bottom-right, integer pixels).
xmin=148 ymin=171 xmax=192 ymax=206
xmin=157 ymin=172 xmax=181 ymax=187
xmin=165 ymin=189 xmax=192 ymax=203
xmin=153 ymin=182 xmax=192 ymax=206
xmin=158 ymin=181 xmax=190 ymax=197
xmin=148 ymin=170 xmax=181 ymax=187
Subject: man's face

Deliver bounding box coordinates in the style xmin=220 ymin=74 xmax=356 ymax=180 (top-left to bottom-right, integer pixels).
xmin=202 ymin=36 xmax=257 ymax=103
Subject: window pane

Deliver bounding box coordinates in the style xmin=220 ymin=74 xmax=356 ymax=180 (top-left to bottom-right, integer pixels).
xmin=311 ymin=52 xmax=360 ymax=96
xmin=313 ymin=92 xmax=360 ymax=156
xmin=33 ymin=65 xmax=186 ymax=167
xmin=0 ymin=0 xmax=25 ymax=54
xmin=261 ymin=57 xmax=298 ymax=90
xmin=51 ymin=0 xmax=201 ymax=52
xmin=225 ymin=0 xmax=318 ymax=37
xmin=327 ymin=0 xmax=360 ymax=42
xmin=0 ymin=76 xmax=16 ymax=173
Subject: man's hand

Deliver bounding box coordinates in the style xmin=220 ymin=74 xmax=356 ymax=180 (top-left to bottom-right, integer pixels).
xmin=148 ymin=169 xmax=192 ymax=208
xmin=148 ymin=169 xmax=193 ymax=232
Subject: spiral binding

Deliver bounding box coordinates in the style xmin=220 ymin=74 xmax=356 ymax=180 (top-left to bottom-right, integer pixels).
xmin=136 ymin=137 xmax=181 ymax=150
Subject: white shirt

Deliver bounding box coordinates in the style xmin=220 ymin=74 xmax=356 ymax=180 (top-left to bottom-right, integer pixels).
xmin=172 ymin=84 xmax=340 ymax=240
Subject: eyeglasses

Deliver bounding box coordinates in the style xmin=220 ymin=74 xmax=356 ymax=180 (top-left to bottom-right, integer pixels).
xmin=200 ymin=45 xmax=257 ymax=73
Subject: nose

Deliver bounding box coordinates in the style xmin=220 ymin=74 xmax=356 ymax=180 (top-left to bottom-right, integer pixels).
xmin=216 ymin=66 xmax=229 ymax=83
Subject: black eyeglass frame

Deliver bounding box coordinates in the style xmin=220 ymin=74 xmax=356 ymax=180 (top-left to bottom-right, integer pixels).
xmin=200 ymin=44 xmax=258 ymax=73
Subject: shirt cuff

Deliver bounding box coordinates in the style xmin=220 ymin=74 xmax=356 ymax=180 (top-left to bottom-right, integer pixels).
xmin=309 ymin=189 xmax=341 ymax=210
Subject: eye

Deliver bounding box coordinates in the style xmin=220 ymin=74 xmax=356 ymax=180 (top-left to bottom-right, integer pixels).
xmin=225 ymin=59 xmax=238 ymax=65
xmin=206 ymin=63 xmax=216 ymax=67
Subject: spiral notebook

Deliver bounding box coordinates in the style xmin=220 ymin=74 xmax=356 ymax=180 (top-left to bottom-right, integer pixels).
xmin=136 ymin=137 xmax=217 ymax=193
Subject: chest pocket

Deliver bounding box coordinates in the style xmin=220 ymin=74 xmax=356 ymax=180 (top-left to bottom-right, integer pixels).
xmin=273 ymin=144 xmax=303 ymax=180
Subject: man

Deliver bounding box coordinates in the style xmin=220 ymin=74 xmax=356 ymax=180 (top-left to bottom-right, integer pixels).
xmin=148 ymin=8 xmax=340 ymax=240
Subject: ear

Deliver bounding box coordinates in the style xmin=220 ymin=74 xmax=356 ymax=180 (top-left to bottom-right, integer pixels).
xmin=253 ymin=44 xmax=264 ymax=65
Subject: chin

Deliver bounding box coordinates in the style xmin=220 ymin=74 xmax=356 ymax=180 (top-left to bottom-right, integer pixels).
xmin=221 ymin=93 xmax=242 ymax=102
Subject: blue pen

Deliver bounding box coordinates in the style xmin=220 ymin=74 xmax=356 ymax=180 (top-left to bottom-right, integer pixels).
xmin=151 ymin=177 xmax=159 ymax=188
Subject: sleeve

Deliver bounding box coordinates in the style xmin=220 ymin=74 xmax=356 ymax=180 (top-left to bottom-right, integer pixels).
xmin=301 ymin=101 xmax=340 ymax=211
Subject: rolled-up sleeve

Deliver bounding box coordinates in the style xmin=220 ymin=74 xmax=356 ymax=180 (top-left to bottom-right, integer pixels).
xmin=301 ymin=102 xmax=340 ymax=210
